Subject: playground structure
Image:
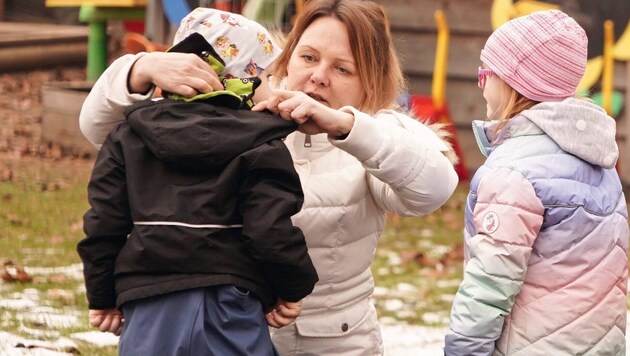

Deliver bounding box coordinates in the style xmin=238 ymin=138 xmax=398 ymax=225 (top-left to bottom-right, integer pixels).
xmin=407 ymin=10 xmax=468 ymax=180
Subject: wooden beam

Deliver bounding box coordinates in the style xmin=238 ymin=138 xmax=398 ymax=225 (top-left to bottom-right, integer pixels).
xmin=46 ymin=0 xmax=146 ymax=7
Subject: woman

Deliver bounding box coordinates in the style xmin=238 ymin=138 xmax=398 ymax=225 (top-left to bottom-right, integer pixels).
xmin=79 ymin=1 xmax=459 ymax=354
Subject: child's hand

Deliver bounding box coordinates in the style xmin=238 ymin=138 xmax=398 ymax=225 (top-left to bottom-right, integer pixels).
xmin=265 ymin=299 xmax=302 ymax=328
xmin=89 ymin=309 xmax=124 ymax=336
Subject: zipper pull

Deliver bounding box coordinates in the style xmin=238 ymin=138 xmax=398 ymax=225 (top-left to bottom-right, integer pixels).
xmin=304 ymin=134 xmax=312 ymax=147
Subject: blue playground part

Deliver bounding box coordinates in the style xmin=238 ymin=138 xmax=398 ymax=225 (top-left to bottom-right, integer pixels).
xmin=162 ymin=0 xmax=193 ymax=27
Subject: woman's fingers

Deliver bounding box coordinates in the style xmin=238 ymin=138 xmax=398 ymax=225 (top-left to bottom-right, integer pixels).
xmin=139 ymin=53 xmax=223 ymax=96
xmin=253 ymin=90 xmax=337 ymax=134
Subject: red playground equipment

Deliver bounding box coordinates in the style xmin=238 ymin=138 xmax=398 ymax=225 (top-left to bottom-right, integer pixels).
xmin=408 ymin=10 xmax=468 ymax=180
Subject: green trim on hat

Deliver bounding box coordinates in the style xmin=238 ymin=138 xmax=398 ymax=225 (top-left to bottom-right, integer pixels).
xmin=164 ymin=32 xmax=260 ymax=109
xmin=168 ymin=77 xmax=259 ymax=109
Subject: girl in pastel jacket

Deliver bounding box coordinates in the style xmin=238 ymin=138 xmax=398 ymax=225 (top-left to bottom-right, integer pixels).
xmin=445 ymin=10 xmax=629 ymax=356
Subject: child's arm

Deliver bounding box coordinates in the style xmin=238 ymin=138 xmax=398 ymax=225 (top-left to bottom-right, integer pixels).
xmin=89 ymin=309 xmax=124 ymax=335
xmin=239 ymin=140 xmax=318 ymax=303
xmin=77 ymin=130 xmax=133 ymax=320
xmin=445 ymin=167 xmax=544 ymax=355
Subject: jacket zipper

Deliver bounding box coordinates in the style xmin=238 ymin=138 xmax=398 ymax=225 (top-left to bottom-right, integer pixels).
xmin=471 ymin=122 xmax=488 ymax=157
xmin=304 ymin=134 xmax=312 ymax=147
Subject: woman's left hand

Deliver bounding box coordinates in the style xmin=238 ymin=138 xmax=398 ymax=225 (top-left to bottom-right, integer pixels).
xmin=252 ymin=89 xmax=354 ymax=137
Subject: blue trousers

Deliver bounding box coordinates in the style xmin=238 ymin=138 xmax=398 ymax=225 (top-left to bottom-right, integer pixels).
xmin=118 ymin=286 xmax=277 ymax=356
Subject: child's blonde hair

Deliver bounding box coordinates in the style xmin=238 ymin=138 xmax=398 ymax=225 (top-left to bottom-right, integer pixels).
xmin=493 ymin=81 xmax=539 ymax=133
xmin=493 ymin=80 xmax=593 ymax=134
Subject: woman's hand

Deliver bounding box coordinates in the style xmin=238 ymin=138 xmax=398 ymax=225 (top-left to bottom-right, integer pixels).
xmin=252 ymin=89 xmax=354 ymax=137
xmin=265 ymin=299 xmax=302 ymax=328
xmin=89 ymin=309 xmax=124 ymax=336
xmin=129 ymin=52 xmax=224 ymax=97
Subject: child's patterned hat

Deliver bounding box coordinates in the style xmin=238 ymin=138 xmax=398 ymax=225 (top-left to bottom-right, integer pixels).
xmin=174 ymin=7 xmax=281 ymax=79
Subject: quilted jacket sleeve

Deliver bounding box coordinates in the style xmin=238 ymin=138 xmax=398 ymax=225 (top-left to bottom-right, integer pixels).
xmin=330 ymin=106 xmax=458 ymax=216
xmin=77 ymin=130 xmax=133 ymax=309
xmin=79 ymin=53 xmax=155 ymax=149
xmin=444 ymin=167 xmax=544 ymax=355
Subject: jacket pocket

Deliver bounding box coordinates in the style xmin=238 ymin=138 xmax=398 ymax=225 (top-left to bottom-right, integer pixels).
xmin=294 ymin=300 xmax=370 ymax=337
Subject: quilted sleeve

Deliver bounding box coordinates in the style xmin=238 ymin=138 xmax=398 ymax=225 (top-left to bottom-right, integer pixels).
xmin=79 ymin=53 xmax=155 ymax=149
xmin=445 ymin=167 xmax=544 ymax=355
xmin=330 ymin=107 xmax=458 ymax=216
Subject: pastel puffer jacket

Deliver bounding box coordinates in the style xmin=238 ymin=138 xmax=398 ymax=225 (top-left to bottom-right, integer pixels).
xmin=445 ymin=98 xmax=629 ymax=355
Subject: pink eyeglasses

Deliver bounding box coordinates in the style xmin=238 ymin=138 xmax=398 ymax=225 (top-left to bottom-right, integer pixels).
xmin=478 ymin=67 xmax=494 ymax=89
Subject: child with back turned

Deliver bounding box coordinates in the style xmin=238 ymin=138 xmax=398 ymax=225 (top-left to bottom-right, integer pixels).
xmin=445 ymin=10 xmax=629 ymax=355
xmin=76 ymin=8 xmax=318 ymax=356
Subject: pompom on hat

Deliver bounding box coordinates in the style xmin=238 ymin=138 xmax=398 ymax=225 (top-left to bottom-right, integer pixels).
xmin=480 ymin=10 xmax=588 ymax=102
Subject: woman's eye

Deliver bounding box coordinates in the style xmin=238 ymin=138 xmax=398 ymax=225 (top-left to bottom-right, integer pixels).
xmin=337 ymin=67 xmax=351 ymax=75
xmin=301 ymin=55 xmax=315 ymax=62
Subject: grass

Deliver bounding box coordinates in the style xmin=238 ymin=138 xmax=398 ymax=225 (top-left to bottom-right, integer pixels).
xmin=372 ymin=188 xmax=467 ymax=326
xmin=0 ymin=155 xmax=92 ymax=266
xmin=0 ymin=154 xmax=116 ymax=354
xmin=0 ymin=152 xmax=469 ymax=353
xmin=0 ymin=152 xmax=628 ymax=354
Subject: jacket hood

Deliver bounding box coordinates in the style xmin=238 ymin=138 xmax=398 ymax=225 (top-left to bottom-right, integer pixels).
xmin=124 ymin=99 xmax=297 ymax=170
xmin=520 ymin=98 xmax=618 ymax=168
xmin=473 ymin=98 xmax=619 ymax=168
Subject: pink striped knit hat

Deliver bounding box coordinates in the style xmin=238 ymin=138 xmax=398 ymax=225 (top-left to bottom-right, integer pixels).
xmin=480 ymin=10 xmax=587 ymax=102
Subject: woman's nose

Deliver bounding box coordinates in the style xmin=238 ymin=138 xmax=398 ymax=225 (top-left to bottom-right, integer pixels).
xmin=309 ymin=65 xmax=329 ymax=86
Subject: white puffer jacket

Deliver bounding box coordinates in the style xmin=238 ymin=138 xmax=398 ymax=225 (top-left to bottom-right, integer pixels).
xmin=283 ymin=106 xmax=458 ymax=338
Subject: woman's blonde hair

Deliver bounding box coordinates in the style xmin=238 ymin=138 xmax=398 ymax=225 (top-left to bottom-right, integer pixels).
xmin=271 ymin=0 xmax=406 ymax=114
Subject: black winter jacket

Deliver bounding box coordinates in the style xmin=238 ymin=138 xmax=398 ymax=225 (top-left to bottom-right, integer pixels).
xmin=78 ymin=98 xmax=318 ymax=310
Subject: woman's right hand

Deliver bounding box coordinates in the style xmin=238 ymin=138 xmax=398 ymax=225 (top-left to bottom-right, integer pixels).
xmin=252 ymin=90 xmax=355 ymax=137
xmin=128 ymin=52 xmax=224 ymax=97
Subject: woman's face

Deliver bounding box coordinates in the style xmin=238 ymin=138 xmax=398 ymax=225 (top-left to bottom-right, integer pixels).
xmin=284 ymin=16 xmax=364 ymax=110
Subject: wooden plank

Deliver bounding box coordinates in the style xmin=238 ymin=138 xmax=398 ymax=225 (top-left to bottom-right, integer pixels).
xmin=41 ymin=82 xmax=96 ymax=156
xmin=395 ymin=32 xmax=486 ymax=79
xmin=375 ymin=0 xmax=493 ymax=34
xmin=0 ymin=42 xmax=87 ymax=71
xmin=46 ymin=0 xmax=146 ymax=7
xmin=0 ymin=23 xmax=88 ymax=36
